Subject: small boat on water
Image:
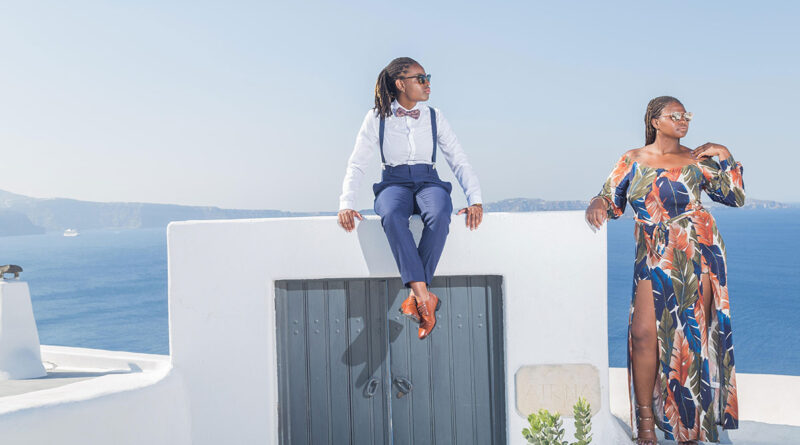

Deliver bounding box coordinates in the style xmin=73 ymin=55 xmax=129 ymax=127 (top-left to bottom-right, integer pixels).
xmin=63 ymin=228 xmax=79 ymax=237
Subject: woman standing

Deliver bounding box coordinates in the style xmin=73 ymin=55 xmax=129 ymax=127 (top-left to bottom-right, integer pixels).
xmin=338 ymin=57 xmax=483 ymax=340
xmin=586 ymin=96 xmax=744 ymax=444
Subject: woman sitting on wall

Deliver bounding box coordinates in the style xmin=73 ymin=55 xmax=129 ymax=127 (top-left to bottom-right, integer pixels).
xmin=337 ymin=57 xmax=483 ymax=340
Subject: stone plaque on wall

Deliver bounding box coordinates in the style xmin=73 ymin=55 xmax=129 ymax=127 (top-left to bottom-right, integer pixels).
xmin=516 ymin=364 xmax=601 ymax=417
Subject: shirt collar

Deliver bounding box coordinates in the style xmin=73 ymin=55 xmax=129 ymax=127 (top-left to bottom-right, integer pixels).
xmin=391 ymin=100 xmax=421 ymax=114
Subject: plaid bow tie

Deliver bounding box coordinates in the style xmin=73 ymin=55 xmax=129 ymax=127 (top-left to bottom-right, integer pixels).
xmin=395 ymin=108 xmax=420 ymax=119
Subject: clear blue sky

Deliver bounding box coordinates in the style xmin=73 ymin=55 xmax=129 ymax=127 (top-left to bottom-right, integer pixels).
xmin=1 ymin=1 xmax=796 ymax=211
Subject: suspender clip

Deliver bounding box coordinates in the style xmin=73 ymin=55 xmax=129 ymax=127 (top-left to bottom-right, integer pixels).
xmin=381 ymin=163 xmax=386 ymax=170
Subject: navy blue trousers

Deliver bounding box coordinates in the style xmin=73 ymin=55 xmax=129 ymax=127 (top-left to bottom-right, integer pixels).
xmin=374 ymin=165 xmax=453 ymax=287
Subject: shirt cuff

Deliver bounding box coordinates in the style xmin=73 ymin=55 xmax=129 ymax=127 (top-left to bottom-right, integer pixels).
xmin=339 ymin=200 xmax=355 ymax=211
xmin=467 ymin=194 xmax=482 ymax=207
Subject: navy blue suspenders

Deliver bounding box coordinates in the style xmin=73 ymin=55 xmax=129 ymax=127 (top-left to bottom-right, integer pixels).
xmin=379 ymin=107 xmax=437 ymax=170
xmin=431 ymin=107 xmax=438 ymax=164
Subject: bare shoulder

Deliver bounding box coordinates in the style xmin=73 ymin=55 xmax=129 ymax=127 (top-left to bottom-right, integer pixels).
xmin=676 ymin=145 xmax=696 ymax=162
xmin=624 ymin=147 xmax=645 ymax=161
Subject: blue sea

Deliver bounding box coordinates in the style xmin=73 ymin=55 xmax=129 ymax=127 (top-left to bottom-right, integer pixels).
xmin=1 ymin=209 xmax=798 ymax=375
xmin=0 ymin=229 xmax=168 ymax=355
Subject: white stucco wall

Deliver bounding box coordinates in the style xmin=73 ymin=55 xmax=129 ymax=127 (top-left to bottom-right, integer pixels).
xmin=167 ymin=211 xmax=630 ymax=444
xmin=0 ymin=372 xmax=190 ymax=444
xmin=0 ymin=281 xmax=46 ymax=379
xmin=2 ymin=213 xmax=796 ymax=444
xmin=0 ymin=346 xmax=191 ymax=444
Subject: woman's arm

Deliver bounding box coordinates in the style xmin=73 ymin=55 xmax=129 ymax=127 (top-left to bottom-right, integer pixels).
xmin=694 ymin=143 xmax=745 ymax=207
xmin=338 ymin=111 xmax=379 ymax=232
xmin=434 ymin=109 xmax=482 ymax=207
xmin=586 ymin=154 xmax=634 ymax=229
xmin=339 ymin=110 xmax=379 ymax=211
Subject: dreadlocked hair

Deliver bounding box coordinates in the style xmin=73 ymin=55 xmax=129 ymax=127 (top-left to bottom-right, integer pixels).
xmin=644 ymin=96 xmax=683 ymax=145
xmin=374 ymin=57 xmax=419 ymax=118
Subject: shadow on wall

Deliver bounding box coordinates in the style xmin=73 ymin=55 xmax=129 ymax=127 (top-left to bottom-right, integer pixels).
xmin=345 ymin=216 xmax=424 ymax=389
xmin=340 ymin=289 xmax=403 ymax=390
xmin=355 ymin=216 xmax=424 ymax=277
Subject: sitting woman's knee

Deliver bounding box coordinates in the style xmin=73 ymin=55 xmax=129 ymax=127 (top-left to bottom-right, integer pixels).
xmin=428 ymin=208 xmax=451 ymax=225
xmin=422 ymin=202 xmax=452 ymax=226
xmin=381 ymin=210 xmax=409 ymax=228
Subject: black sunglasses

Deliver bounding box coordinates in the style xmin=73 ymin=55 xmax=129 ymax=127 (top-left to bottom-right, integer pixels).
xmin=397 ymin=74 xmax=431 ymax=85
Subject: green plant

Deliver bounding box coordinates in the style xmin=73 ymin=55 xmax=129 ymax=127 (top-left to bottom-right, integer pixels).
xmin=522 ymin=397 xmax=593 ymax=445
xmin=522 ymin=409 xmax=566 ymax=445
xmin=572 ymin=397 xmax=593 ymax=445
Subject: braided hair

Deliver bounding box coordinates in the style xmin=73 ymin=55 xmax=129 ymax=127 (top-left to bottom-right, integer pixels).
xmin=374 ymin=57 xmax=419 ymax=118
xmin=644 ymin=96 xmax=683 ymax=145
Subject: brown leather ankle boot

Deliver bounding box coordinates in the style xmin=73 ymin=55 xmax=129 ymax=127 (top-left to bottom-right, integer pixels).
xmin=417 ymin=292 xmax=441 ymax=340
xmin=399 ymin=291 xmax=420 ymax=323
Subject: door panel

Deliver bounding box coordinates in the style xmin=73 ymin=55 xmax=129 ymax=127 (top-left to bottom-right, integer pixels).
xmin=276 ymin=280 xmax=311 ymax=444
xmin=276 ymin=276 xmax=505 ymax=445
xmin=387 ymin=276 xmax=506 ymax=445
xmin=276 ymin=279 xmax=391 ymax=445
xmin=325 ymin=280 xmax=352 ymax=444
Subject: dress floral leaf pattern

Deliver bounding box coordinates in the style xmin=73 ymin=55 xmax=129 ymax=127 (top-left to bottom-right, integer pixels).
xmin=598 ymin=154 xmax=744 ymax=442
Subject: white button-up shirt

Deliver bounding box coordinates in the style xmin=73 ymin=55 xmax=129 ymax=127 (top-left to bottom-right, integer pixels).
xmin=339 ymin=101 xmax=482 ymax=210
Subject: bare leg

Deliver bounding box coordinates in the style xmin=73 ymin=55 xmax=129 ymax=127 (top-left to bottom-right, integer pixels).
xmin=631 ymin=279 xmax=659 ymax=444
xmin=409 ymin=281 xmax=430 ymax=304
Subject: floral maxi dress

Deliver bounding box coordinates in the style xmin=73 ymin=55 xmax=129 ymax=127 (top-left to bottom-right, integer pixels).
xmin=597 ymin=154 xmax=744 ymax=443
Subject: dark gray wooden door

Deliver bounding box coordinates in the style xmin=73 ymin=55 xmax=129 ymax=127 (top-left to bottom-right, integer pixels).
xmin=275 ymin=276 xmax=505 ymax=445
xmin=387 ymin=276 xmax=506 ymax=445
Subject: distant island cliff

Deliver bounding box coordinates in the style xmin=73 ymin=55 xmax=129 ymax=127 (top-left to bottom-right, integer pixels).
xmin=0 ymin=189 xmax=316 ymax=236
xmin=0 ymin=189 xmax=795 ymax=237
xmin=0 ymin=209 xmax=46 ymax=236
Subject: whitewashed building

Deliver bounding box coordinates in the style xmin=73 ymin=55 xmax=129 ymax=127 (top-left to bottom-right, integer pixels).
xmin=0 ymin=212 xmax=796 ymax=444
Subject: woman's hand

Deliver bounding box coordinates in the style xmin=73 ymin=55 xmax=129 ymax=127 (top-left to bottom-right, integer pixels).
xmin=585 ymin=197 xmax=608 ymax=230
xmin=337 ymin=209 xmax=363 ymax=232
xmin=692 ymin=143 xmax=731 ymax=161
xmin=457 ymin=204 xmax=483 ymax=230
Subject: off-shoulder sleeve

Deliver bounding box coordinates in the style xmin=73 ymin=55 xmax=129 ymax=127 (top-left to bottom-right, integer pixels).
xmin=699 ymin=156 xmax=745 ymax=207
xmin=595 ymin=155 xmax=635 ymax=219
